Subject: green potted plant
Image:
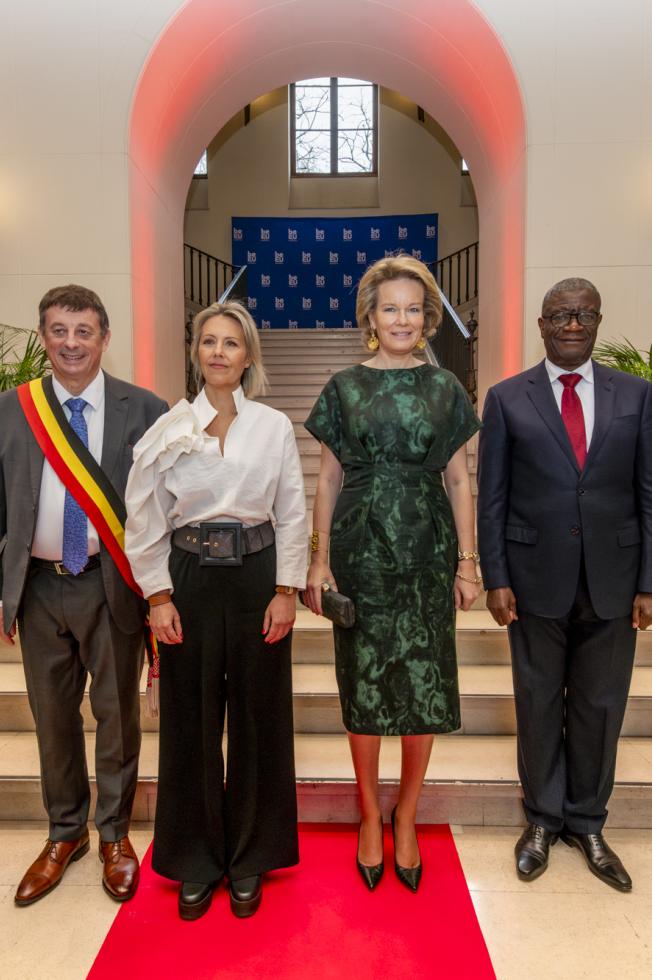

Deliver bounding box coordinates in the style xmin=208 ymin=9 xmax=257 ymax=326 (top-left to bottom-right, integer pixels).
xmin=0 ymin=324 xmax=49 ymax=391
xmin=593 ymin=338 xmax=652 ymax=382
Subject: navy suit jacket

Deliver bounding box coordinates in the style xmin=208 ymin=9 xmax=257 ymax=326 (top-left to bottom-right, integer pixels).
xmin=477 ymin=360 xmax=652 ymax=619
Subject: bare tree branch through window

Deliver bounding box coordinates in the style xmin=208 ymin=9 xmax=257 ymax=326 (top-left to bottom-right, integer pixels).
xmin=291 ymin=78 xmax=377 ymax=176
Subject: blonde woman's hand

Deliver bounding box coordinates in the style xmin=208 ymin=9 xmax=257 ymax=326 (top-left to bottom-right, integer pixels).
xmin=305 ymin=559 xmax=338 ymax=616
xmin=149 ymin=600 xmax=183 ymax=645
xmin=262 ymin=593 xmax=296 ymax=644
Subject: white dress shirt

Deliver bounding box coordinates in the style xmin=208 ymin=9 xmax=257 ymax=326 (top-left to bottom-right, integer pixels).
xmin=545 ymin=358 xmax=595 ymax=449
xmin=124 ymin=386 xmax=308 ymax=597
xmin=31 ymin=371 xmax=105 ymax=559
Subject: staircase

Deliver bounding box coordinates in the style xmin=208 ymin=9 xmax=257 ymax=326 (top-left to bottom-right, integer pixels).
xmin=258 ymin=328 xmax=372 ymax=521
xmin=1 ymin=330 xmax=651 ymax=828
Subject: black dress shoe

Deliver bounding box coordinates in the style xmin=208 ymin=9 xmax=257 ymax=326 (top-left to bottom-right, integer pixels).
xmin=515 ymin=824 xmax=558 ymax=881
xmin=356 ymin=818 xmax=384 ymax=891
xmin=178 ymin=880 xmax=219 ymax=921
xmin=391 ymin=806 xmax=422 ymax=893
xmin=560 ymin=831 xmax=632 ymax=892
xmin=229 ymin=875 xmax=262 ymax=917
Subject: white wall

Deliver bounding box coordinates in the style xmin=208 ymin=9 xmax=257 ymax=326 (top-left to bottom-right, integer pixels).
xmin=474 ymin=0 xmax=652 ymax=363
xmin=0 ymin=0 xmax=181 ymax=380
xmin=184 ymin=87 xmax=478 ymax=266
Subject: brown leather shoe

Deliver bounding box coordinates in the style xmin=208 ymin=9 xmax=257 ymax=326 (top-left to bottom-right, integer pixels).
xmin=15 ymin=832 xmax=90 ymax=906
xmin=99 ymin=836 xmax=140 ymax=902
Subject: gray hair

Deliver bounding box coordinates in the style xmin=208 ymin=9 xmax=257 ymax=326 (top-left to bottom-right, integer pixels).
xmin=542 ymin=278 xmax=601 ymax=311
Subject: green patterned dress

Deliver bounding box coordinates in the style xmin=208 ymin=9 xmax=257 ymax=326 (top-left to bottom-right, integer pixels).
xmin=305 ymin=363 xmax=480 ymax=736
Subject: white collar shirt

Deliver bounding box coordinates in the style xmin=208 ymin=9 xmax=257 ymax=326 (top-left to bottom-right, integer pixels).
xmin=125 ymin=386 xmax=307 ymax=597
xmin=545 ymin=357 xmax=595 ymax=448
xmin=31 ymin=370 xmax=105 ymax=559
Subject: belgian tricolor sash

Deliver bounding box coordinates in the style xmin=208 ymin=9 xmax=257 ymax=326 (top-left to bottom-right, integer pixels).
xmin=17 ymin=377 xmax=140 ymax=592
xmin=17 ymin=377 xmax=160 ymax=710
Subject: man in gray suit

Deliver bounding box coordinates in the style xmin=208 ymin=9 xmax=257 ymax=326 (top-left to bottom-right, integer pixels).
xmin=0 ymin=285 xmax=167 ymax=905
xmin=478 ymin=278 xmax=651 ymax=891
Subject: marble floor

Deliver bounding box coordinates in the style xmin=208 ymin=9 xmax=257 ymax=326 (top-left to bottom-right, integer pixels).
xmin=1 ymin=824 xmax=651 ymax=979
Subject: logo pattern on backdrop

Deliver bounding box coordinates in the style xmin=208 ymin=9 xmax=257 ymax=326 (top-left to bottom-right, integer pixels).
xmin=232 ymin=215 xmax=438 ymax=328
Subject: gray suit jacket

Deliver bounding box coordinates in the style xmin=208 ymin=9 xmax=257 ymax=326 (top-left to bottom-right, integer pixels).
xmin=0 ymin=371 xmax=168 ymax=633
xmin=477 ymin=360 xmax=652 ymax=619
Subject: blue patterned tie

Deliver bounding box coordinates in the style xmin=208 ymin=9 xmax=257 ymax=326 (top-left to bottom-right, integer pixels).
xmin=62 ymin=398 xmax=89 ymax=575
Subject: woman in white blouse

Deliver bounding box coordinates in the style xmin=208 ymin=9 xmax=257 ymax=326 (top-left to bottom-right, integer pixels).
xmin=125 ymin=301 xmax=307 ymax=921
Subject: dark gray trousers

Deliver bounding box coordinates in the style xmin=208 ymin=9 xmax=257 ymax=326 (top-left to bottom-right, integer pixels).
xmin=18 ymin=563 xmax=143 ymax=841
xmin=508 ymin=566 xmax=637 ymax=834
xmin=152 ymin=544 xmax=299 ymax=884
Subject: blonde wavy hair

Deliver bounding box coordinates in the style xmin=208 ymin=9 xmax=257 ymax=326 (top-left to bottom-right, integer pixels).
xmin=355 ymin=254 xmax=443 ymax=346
xmin=190 ymin=301 xmax=268 ymax=398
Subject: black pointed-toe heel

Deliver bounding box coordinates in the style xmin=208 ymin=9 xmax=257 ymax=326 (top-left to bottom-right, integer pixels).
xmin=391 ymin=805 xmax=422 ymax=893
xmin=356 ymin=818 xmax=384 ymax=891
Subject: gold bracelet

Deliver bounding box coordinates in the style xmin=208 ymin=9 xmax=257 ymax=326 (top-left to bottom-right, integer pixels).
xmin=455 ymin=572 xmax=483 ymax=585
xmin=457 ymin=550 xmax=480 ymax=562
xmin=310 ymin=530 xmax=330 ymax=553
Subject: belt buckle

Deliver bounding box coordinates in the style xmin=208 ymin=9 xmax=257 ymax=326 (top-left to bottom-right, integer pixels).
xmin=54 ymin=561 xmax=69 ymax=576
xmin=199 ymin=522 xmax=243 ymax=566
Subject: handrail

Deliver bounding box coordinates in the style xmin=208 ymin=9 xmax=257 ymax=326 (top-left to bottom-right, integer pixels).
xmin=427 ymin=241 xmax=478 ymax=310
xmin=425 ymin=286 xmax=478 ymax=404
xmin=184 ymin=243 xmax=244 ymax=309
xmin=220 ymin=263 xmax=248 ymax=304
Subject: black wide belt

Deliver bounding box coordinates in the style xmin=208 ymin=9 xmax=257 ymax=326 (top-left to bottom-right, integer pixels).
xmin=31 ymin=555 xmax=101 ymax=575
xmin=172 ymin=521 xmax=274 ymax=567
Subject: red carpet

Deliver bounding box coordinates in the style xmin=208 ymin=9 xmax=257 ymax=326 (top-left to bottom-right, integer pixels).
xmin=88 ymin=824 xmax=494 ymax=980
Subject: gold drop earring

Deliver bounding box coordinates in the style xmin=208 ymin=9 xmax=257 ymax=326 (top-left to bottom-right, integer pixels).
xmin=367 ymin=330 xmax=379 ymax=351
xmin=415 ymin=336 xmax=426 ymax=350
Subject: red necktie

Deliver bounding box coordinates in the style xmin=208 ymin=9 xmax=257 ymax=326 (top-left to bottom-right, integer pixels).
xmin=559 ymin=373 xmax=586 ymax=469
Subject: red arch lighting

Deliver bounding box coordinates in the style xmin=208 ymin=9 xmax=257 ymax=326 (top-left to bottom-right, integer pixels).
xmin=129 ymin=0 xmax=526 ymax=400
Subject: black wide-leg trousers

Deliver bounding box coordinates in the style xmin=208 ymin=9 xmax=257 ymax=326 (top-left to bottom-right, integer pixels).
xmin=152 ymin=544 xmax=299 ymax=884
xmin=508 ymin=564 xmax=637 ymax=835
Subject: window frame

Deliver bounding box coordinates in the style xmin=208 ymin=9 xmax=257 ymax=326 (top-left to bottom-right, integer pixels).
xmin=193 ymin=150 xmax=208 ymax=179
xmin=290 ymin=77 xmax=378 ymax=178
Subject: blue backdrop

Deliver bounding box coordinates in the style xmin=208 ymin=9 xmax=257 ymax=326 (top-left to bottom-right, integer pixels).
xmin=231 ymin=214 xmax=438 ymax=328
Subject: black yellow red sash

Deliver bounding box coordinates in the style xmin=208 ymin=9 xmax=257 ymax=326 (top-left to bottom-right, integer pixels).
xmin=17 ymin=377 xmax=160 ymax=708
xmin=17 ymin=376 xmax=141 ymax=594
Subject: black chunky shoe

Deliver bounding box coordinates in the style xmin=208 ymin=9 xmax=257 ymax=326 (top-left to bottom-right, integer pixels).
xmin=391 ymin=806 xmax=422 ymax=893
xmin=178 ymin=880 xmax=218 ymax=920
xmin=229 ymin=874 xmax=262 ymax=917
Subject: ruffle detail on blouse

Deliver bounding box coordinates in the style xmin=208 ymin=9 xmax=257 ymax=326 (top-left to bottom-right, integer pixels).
xmin=131 ymin=399 xmax=207 ymax=473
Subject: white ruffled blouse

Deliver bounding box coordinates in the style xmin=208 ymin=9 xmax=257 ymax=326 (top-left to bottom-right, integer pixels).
xmin=124 ymin=386 xmax=307 ymax=597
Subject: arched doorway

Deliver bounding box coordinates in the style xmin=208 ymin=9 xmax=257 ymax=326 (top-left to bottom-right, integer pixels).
xmin=129 ymin=0 xmax=525 ymax=403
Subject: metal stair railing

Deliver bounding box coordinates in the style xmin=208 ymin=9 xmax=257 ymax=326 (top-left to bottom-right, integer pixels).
xmin=184 ymin=243 xmax=245 ymax=309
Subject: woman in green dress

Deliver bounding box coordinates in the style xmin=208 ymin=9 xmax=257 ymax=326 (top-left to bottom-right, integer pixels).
xmin=304 ymin=255 xmax=481 ymax=892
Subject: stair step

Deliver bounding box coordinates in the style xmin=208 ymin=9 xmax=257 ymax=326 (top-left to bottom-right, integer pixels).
xmin=3 ymin=657 xmax=652 ymax=736
xmin=2 ymin=733 xmax=651 ymax=826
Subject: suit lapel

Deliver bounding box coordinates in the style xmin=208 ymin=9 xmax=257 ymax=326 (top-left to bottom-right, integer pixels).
xmin=100 ymin=372 xmax=128 ymax=482
xmin=526 ymin=361 xmax=580 ymax=474
xmin=584 ymin=361 xmax=614 ymax=472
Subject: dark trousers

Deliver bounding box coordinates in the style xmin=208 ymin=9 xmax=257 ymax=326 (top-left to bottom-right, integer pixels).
xmin=152 ymin=544 xmax=299 ymax=884
xmin=508 ymin=565 xmax=637 ymax=834
xmin=18 ymin=564 xmax=143 ymax=842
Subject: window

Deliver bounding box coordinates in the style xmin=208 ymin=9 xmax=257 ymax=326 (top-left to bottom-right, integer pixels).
xmin=290 ymin=78 xmax=378 ymax=176
xmin=194 ymin=150 xmax=207 ymax=177
xmin=461 ymin=158 xmax=469 ymax=175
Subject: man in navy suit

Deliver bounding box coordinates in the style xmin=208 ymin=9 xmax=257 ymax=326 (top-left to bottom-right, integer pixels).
xmin=477 ymin=278 xmax=651 ymax=891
